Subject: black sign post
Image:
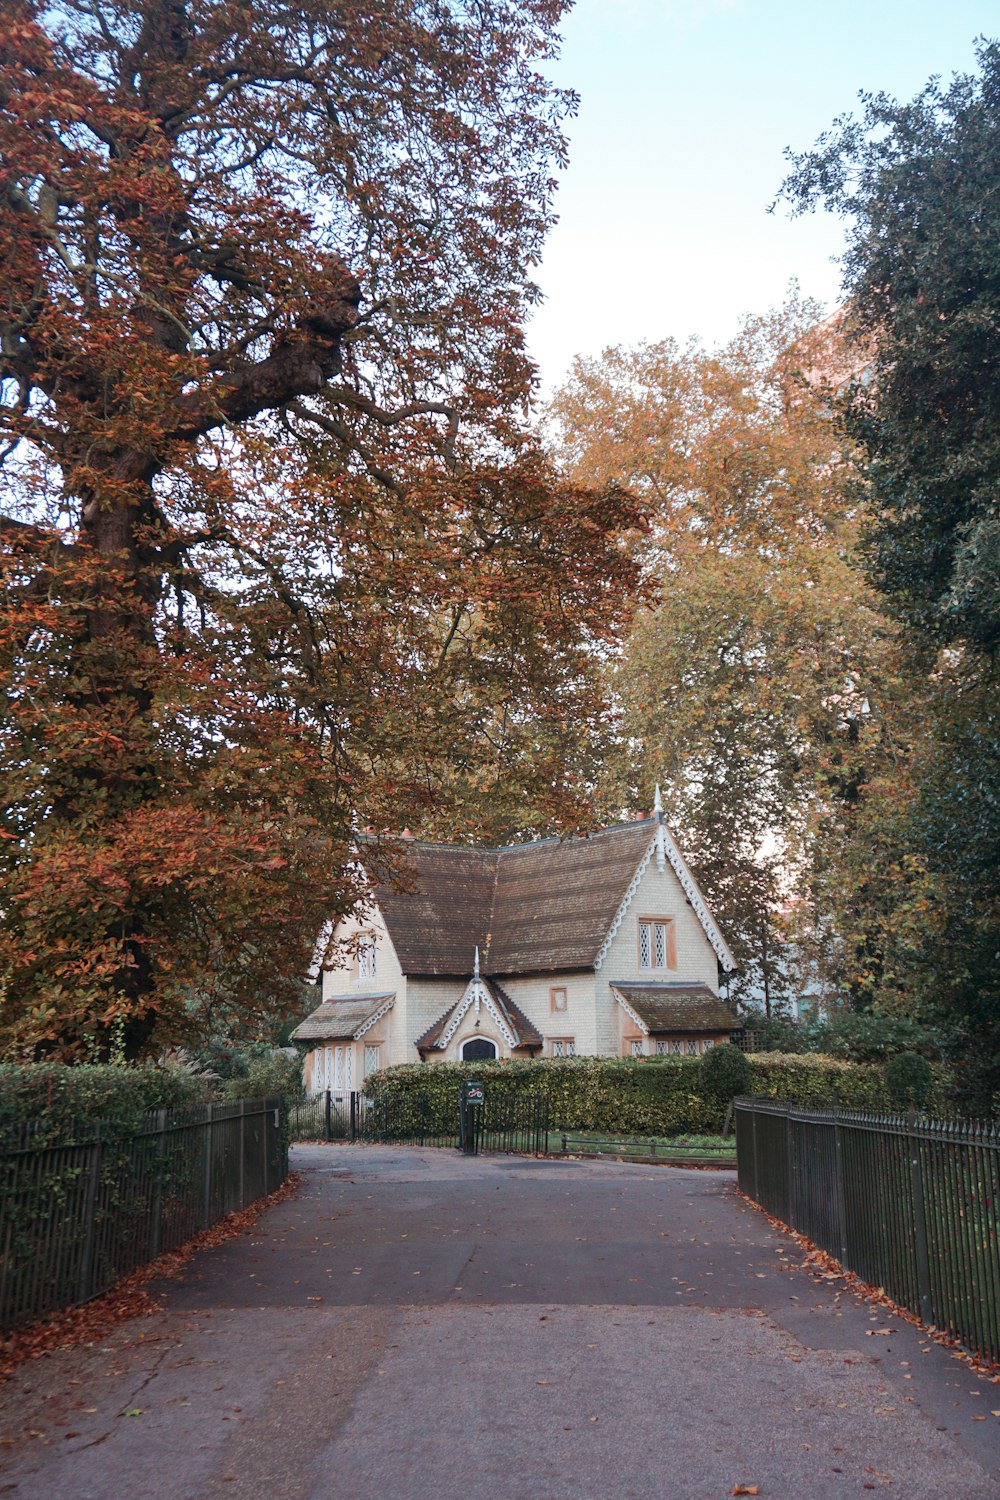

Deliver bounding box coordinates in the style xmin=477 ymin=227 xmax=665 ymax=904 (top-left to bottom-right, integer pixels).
xmin=459 ymin=1081 xmax=484 ymax=1155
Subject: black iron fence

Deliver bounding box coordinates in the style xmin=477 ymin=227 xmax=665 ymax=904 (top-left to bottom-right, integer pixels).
xmin=297 ymin=1088 xmax=549 ymax=1156
xmin=735 ymin=1098 xmax=1000 ymax=1363
xmin=0 ymin=1098 xmax=287 ymax=1333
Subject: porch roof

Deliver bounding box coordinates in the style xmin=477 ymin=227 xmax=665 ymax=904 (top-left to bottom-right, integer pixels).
xmin=290 ymin=994 xmax=395 ymax=1042
xmin=612 ymin=982 xmax=737 ymax=1035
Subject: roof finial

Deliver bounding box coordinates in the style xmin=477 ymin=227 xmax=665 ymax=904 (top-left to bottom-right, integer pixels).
xmin=654 ymin=783 xmax=663 ymax=818
xmin=473 ymin=945 xmax=480 ymax=979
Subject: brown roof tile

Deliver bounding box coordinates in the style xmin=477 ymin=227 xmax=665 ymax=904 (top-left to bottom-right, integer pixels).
xmin=612 ymin=983 xmax=736 ymax=1034
xmin=290 ymin=994 xmax=395 ymax=1042
xmin=373 ymin=821 xmax=656 ymax=978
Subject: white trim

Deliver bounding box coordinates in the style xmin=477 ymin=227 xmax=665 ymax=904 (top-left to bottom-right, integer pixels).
xmin=306 ymin=918 xmax=335 ymax=982
xmin=593 ymin=826 xmax=737 ymax=974
xmin=593 ymin=835 xmax=657 ymax=971
xmin=353 ymin=997 xmax=394 ymax=1041
xmin=613 ymin=990 xmax=650 ymax=1035
xmin=658 ymin=825 xmax=737 ymax=972
xmin=438 ymin=978 xmax=518 ymax=1050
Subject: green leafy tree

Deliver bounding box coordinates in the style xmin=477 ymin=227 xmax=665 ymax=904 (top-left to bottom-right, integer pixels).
xmin=781 ymin=43 xmax=1000 ymax=1107
xmin=781 ymin=40 xmax=1000 ymax=651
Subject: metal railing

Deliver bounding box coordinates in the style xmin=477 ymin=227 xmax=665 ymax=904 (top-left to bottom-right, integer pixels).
xmin=296 ymin=1088 xmax=550 ymax=1155
xmin=0 ymin=1098 xmax=287 ymax=1332
xmin=735 ymin=1097 xmax=1000 ymax=1363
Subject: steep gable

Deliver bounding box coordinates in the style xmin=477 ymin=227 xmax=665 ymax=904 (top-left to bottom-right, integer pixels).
xmin=355 ymin=817 xmax=732 ymax=982
xmin=485 ymin=823 xmax=656 ymax=973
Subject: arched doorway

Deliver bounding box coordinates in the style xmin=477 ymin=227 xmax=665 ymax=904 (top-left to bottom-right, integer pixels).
xmin=461 ymin=1037 xmax=498 ymax=1061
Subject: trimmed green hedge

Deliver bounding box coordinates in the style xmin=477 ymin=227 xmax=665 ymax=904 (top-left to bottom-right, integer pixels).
xmin=0 ymin=1064 xmax=207 ymax=1147
xmin=365 ymin=1052 xmax=895 ymax=1136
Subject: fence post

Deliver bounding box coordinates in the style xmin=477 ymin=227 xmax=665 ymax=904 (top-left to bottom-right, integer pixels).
xmin=237 ymin=1099 xmax=246 ymax=1209
xmin=350 ymin=1091 xmax=357 ymax=1142
xmin=750 ymin=1106 xmax=759 ymax=1202
xmin=787 ymin=1106 xmax=797 ymax=1226
xmin=77 ymin=1125 xmax=102 ymax=1303
xmin=203 ymin=1102 xmax=214 ymax=1228
xmin=324 ymin=1089 xmax=332 ymax=1143
xmin=833 ymin=1112 xmax=849 ymax=1267
xmin=907 ymin=1112 xmax=933 ymax=1323
xmin=150 ymin=1109 xmax=167 ymax=1260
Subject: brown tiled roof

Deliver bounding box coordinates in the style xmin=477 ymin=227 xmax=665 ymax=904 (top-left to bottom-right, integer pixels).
xmin=374 ymin=844 xmax=498 ymax=976
xmin=416 ymin=979 xmax=543 ymax=1053
xmin=290 ymin=994 xmax=394 ymax=1042
xmin=373 ymin=821 xmax=656 ymax=977
xmin=612 ymin=983 xmax=736 ymax=1034
xmin=486 ymin=824 xmax=654 ymax=973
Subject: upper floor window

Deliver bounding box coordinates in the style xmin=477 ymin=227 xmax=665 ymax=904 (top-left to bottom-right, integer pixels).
xmin=550 ymin=986 xmax=568 ymax=1013
xmin=357 ymin=933 xmax=377 ymax=981
xmin=638 ymin=917 xmax=676 ymax=971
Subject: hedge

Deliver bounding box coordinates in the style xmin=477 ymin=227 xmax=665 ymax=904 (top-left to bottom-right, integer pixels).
xmin=365 ymin=1052 xmax=896 ymax=1137
xmin=0 ymin=1064 xmax=207 ymax=1147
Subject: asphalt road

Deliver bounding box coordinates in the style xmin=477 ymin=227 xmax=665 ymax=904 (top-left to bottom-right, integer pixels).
xmin=2 ymin=1144 xmax=998 ymax=1500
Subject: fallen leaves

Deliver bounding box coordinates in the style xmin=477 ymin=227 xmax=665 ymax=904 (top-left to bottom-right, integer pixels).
xmin=735 ymin=1189 xmax=1000 ymax=1384
xmin=0 ymin=1172 xmax=300 ymax=1382
xmin=730 ymin=1486 xmax=759 ymax=1496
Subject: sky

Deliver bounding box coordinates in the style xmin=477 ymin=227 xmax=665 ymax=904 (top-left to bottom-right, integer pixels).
xmin=527 ymin=0 xmax=997 ymax=390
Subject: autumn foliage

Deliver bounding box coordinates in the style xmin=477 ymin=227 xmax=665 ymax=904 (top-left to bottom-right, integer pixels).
xmin=0 ymin=2 xmax=641 ymax=1059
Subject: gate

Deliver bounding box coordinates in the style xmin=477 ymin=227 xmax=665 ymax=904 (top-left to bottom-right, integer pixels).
xmin=459 ymin=1084 xmax=549 ymax=1156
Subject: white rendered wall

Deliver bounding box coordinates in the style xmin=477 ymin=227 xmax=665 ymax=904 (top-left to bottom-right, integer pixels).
xmin=319 ymin=905 xmax=409 ymax=1067
xmin=597 ymin=853 xmax=721 ymax=1055
xmin=496 ymin=972 xmax=598 ymax=1056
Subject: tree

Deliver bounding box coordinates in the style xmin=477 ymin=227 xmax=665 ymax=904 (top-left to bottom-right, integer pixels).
xmin=0 ymin=1 xmax=641 ymax=1060
xmin=780 ymin=45 xmax=1000 ymax=1103
xmin=781 ymin=40 xmax=1000 ymax=651
xmin=549 ymin=300 xmax=904 ymax=1009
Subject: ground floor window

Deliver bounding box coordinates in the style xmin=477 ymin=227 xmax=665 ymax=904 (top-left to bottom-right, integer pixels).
xmin=363 ymin=1043 xmax=381 ymax=1077
xmin=550 ymin=1038 xmax=576 ymax=1058
xmin=630 ymin=1039 xmax=645 ymax=1057
xmin=461 ymin=1037 xmax=497 ymax=1061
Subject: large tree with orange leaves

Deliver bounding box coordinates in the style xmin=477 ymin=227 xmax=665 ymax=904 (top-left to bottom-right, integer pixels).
xmin=0 ymin=1 xmax=640 ymax=1059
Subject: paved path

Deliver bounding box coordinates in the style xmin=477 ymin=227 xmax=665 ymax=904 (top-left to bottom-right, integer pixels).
xmin=2 ymin=1145 xmax=998 ymax=1500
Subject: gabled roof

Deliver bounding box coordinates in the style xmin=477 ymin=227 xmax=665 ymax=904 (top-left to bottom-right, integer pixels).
xmin=612 ymin=983 xmax=737 ymax=1035
xmin=375 ymin=844 xmax=499 ymax=976
xmin=371 ymin=820 xmax=665 ymax=977
xmin=290 ymin=993 xmax=394 ymax=1042
xmin=416 ymin=977 xmax=543 ymax=1053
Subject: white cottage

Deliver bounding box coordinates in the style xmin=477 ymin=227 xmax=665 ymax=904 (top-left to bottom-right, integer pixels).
xmin=292 ymin=797 xmax=738 ymax=1094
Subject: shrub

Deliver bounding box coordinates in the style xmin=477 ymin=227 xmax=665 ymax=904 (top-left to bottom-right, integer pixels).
xmin=746 ymin=1052 xmax=892 ymax=1110
xmin=886 ymin=1051 xmax=934 ymax=1109
xmin=0 ymin=1063 xmax=207 ymax=1147
xmin=365 ymin=1052 xmax=896 ymax=1135
xmin=700 ymin=1044 xmax=751 ymax=1101
xmin=220 ymin=1050 xmax=304 ymax=1104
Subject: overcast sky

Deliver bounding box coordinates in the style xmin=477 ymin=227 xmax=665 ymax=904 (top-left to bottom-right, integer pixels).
xmin=528 ymin=0 xmax=996 ymax=390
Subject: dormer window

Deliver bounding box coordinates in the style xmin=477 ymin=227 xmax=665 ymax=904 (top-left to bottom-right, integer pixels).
xmin=638 ymin=917 xmax=676 ymax=971
xmin=357 ymin=933 xmax=377 ymax=981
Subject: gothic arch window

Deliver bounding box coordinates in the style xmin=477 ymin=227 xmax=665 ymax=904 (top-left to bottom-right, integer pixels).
xmin=461 ymin=1037 xmax=497 ymax=1061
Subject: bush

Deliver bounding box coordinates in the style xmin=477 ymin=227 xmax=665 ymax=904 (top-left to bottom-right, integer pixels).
xmin=738 ymin=1009 xmax=957 ymax=1064
xmin=365 ymin=1052 xmax=897 ymax=1136
xmin=700 ymin=1044 xmax=751 ymax=1101
xmin=0 ymin=1063 xmax=207 ymax=1147
xmin=220 ymin=1050 xmax=304 ymax=1104
xmin=886 ymin=1051 xmax=934 ymax=1109
xmin=746 ymin=1053 xmax=892 ymax=1110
